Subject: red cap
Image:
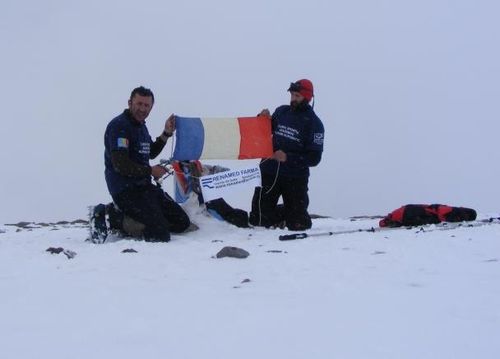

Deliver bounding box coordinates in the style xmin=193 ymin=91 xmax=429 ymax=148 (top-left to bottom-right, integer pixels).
xmin=288 ymin=79 xmax=314 ymax=102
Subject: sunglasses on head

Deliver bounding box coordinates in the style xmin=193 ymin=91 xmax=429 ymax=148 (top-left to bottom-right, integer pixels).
xmin=288 ymin=82 xmax=302 ymax=92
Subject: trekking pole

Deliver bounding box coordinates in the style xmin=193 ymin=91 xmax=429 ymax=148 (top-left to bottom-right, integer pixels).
xmin=279 ymin=227 xmax=378 ymax=241
xmin=279 ymin=217 xmax=500 ymax=241
xmin=279 ymin=232 xmax=333 ymax=241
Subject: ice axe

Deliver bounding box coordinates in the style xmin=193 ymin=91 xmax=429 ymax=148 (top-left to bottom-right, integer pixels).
xmin=154 ymin=158 xmax=175 ymax=185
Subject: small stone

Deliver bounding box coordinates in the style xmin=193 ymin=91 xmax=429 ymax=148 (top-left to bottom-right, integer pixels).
xmin=11 ymin=221 xmax=32 ymax=228
xmin=46 ymin=247 xmax=64 ymax=254
xmin=46 ymin=247 xmax=76 ymax=259
xmin=71 ymin=219 xmax=89 ymax=225
xmin=241 ymin=278 xmax=251 ymax=283
xmin=63 ymin=250 xmax=77 ymax=259
xmin=216 ymin=246 xmax=250 ymax=259
xmin=483 ymin=258 xmax=498 ymax=263
xmin=122 ymin=248 xmax=138 ymax=253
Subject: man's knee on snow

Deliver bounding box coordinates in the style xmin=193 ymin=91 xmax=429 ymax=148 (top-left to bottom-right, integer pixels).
xmin=143 ymin=220 xmax=171 ymax=242
xmin=111 ymin=202 xmax=170 ymax=241
xmin=122 ymin=215 xmax=146 ymax=237
xmin=284 ymin=210 xmax=312 ymax=231
xmin=286 ymin=220 xmax=311 ymax=231
xmin=106 ymin=203 xmax=145 ymax=237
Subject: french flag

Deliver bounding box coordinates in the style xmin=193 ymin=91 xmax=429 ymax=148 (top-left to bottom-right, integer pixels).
xmin=172 ymin=116 xmax=273 ymax=160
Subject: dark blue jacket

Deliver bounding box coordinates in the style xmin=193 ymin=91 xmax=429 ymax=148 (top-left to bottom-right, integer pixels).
xmin=104 ymin=110 xmax=154 ymax=196
xmin=260 ymin=104 xmax=324 ymax=178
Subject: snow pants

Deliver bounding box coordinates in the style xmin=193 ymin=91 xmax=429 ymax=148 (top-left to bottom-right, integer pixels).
xmin=249 ymin=173 xmax=312 ymax=231
xmin=113 ymin=183 xmax=190 ymax=242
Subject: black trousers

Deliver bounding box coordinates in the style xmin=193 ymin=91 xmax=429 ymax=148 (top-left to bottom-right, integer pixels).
xmin=249 ymin=173 xmax=312 ymax=231
xmin=113 ymin=183 xmax=190 ymax=242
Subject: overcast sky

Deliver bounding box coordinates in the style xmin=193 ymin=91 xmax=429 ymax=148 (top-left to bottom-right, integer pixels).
xmin=1 ymin=0 xmax=499 ymax=223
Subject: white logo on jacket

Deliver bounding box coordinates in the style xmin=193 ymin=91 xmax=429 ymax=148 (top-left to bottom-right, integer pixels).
xmin=276 ymin=125 xmax=300 ymax=142
xmin=139 ymin=142 xmax=150 ymax=155
xmin=314 ymin=133 xmax=324 ymax=145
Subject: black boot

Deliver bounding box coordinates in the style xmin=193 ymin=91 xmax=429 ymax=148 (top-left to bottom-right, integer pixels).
xmin=89 ymin=204 xmax=108 ymax=243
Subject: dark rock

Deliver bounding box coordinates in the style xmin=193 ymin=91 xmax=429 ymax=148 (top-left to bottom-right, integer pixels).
xmin=216 ymin=246 xmax=250 ymax=259
xmin=241 ymin=278 xmax=251 ymax=283
xmin=71 ymin=219 xmax=89 ymax=225
xmin=6 ymin=221 xmax=32 ymax=228
xmin=46 ymin=247 xmax=64 ymax=254
xmin=122 ymin=248 xmax=138 ymax=253
xmin=46 ymin=247 xmax=76 ymax=259
xmin=310 ymin=213 xmax=332 ymax=219
xmin=63 ymin=250 xmax=77 ymax=259
xmin=483 ymin=258 xmax=498 ymax=263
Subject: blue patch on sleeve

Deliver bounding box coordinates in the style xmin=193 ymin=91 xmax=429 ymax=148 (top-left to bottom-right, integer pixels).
xmin=117 ymin=138 xmax=129 ymax=148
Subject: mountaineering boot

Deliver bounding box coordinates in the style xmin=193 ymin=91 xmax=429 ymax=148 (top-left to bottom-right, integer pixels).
xmin=89 ymin=203 xmax=108 ymax=243
xmin=106 ymin=203 xmax=124 ymax=233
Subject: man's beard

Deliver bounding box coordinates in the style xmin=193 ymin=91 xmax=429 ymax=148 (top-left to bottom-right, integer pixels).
xmin=290 ymin=99 xmax=306 ymax=110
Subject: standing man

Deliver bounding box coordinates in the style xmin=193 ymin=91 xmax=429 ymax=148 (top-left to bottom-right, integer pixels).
xmin=249 ymin=79 xmax=325 ymax=231
xmin=104 ymin=86 xmax=190 ymax=242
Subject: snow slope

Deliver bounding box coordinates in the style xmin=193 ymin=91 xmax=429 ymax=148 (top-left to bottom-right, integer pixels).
xmin=1 ymin=209 xmax=499 ymax=359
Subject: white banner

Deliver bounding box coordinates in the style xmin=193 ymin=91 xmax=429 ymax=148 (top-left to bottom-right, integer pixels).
xmin=200 ymin=165 xmax=261 ymax=202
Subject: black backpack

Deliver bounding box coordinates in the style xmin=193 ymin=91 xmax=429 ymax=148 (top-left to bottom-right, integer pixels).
xmin=206 ymin=198 xmax=249 ymax=228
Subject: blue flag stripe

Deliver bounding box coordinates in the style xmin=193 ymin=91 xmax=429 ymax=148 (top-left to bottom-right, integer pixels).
xmin=173 ymin=117 xmax=205 ymax=160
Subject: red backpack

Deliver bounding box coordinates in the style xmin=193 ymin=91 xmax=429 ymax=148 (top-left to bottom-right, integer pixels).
xmin=379 ymin=204 xmax=477 ymax=227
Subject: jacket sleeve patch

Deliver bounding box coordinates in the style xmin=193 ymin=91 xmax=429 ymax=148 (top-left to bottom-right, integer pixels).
xmin=117 ymin=138 xmax=129 ymax=148
xmin=313 ymin=133 xmax=324 ymax=145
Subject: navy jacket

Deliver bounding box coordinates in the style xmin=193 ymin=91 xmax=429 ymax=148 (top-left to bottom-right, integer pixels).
xmin=260 ymin=103 xmax=324 ymax=177
xmin=104 ymin=110 xmax=155 ymax=196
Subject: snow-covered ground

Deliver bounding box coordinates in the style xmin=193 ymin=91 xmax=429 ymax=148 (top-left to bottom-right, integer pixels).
xmin=1 ymin=207 xmax=499 ymax=359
